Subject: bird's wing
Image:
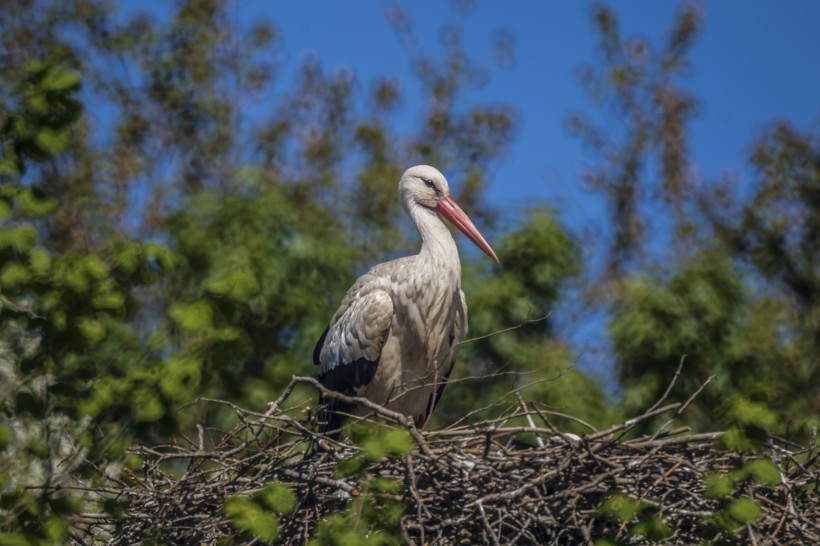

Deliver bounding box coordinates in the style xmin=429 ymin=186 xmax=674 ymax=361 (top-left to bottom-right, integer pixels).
xmin=313 ymin=285 xmax=393 ymax=432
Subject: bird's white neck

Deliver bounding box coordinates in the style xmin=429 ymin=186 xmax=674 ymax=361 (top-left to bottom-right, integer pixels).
xmin=407 ymin=202 xmax=461 ymax=276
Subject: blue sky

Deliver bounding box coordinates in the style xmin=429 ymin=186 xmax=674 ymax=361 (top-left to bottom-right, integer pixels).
xmin=237 ymin=1 xmax=820 ymax=223
xmin=121 ymin=0 xmax=820 ymax=235
xmin=229 ymin=1 xmax=820 ymax=378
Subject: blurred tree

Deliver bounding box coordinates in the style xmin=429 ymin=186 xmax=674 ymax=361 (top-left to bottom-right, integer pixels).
xmin=443 ymin=210 xmax=614 ymax=432
xmin=703 ymin=122 xmax=819 ymax=431
xmin=0 ymin=58 xmax=176 ymax=543
xmin=569 ymin=3 xmax=702 ymax=283
xmin=573 ymin=4 xmax=817 ymax=436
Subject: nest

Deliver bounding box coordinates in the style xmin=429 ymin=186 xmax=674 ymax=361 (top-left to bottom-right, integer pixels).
xmin=77 ymin=375 xmax=818 ymax=545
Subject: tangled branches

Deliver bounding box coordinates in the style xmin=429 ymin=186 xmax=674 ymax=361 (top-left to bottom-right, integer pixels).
xmin=76 ymin=375 xmax=818 ymax=545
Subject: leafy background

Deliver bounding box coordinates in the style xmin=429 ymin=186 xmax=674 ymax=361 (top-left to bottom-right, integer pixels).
xmin=0 ymin=0 xmax=817 ymax=543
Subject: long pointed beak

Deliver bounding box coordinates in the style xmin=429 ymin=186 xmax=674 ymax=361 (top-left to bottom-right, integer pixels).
xmin=435 ymin=196 xmax=499 ymax=263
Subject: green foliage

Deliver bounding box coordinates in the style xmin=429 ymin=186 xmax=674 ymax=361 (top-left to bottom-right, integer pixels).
xmin=598 ymin=492 xmax=644 ymax=522
xmin=336 ymin=423 xmax=415 ymax=479
xmin=2 ymin=61 xmax=83 ymax=172
xmin=309 ymin=476 xmax=406 ymax=546
xmin=610 ymin=252 xmax=811 ymax=435
xmin=446 ymin=210 xmax=613 ymax=431
xmin=222 ymin=482 xmax=295 ymax=541
xmin=224 ymin=495 xmax=281 ymax=541
xmin=347 ymin=423 xmax=414 ymax=461
xmin=727 ymin=497 xmax=762 ymax=524
xmin=597 ymin=492 xmax=672 ymax=542
xmin=256 ymin=482 xmax=297 ymax=515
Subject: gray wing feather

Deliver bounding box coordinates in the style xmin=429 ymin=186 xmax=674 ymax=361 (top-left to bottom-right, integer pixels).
xmin=314 ymin=287 xmax=393 ymax=434
xmin=318 ymin=289 xmax=393 ymax=376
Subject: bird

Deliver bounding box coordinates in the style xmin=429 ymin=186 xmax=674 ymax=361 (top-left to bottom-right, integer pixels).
xmin=313 ymin=165 xmax=498 ymax=434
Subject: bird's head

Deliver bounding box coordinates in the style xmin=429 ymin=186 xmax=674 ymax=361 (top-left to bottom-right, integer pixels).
xmin=399 ymin=165 xmax=499 ymax=263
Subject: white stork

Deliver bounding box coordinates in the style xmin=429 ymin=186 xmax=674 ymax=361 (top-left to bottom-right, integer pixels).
xmin=313 ymin=165 xmax=498 ymax=433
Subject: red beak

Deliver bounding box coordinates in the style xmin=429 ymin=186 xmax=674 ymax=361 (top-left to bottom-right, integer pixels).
xmin=435 ymin=196 xmax=499 ymax=263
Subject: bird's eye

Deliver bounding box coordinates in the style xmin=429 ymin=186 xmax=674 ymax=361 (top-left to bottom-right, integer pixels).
xmin=423 ymin=179 xmax=440 ymax=195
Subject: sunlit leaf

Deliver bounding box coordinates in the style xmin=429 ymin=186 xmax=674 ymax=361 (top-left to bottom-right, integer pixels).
xmin=224 ymin=496 xmax=280 ymax=541
xmin=169 ymin=300 xmax=214 ymax=332
xmin=745 ymin=459 xmax=781 ymax=485
xmin=206 ymin=268 xmax=260 ymax=300
xmin=41 ymin=67 xmax=81 ymax=91
xmin=159 ymin=357 xmax=202 ymax=403
xmin=728 ymin=497 xmax=762 ymax=523
xmin=705 ymin=472 xmax=734 ymax=499
xmin=77 ymin=317 xmax=107 ymax=344
xmin=256 ymin=482 xmax=296 ymax=514
xmin=17 ymin=188 xmax=56 ymax=216
xmin=0 ymin=262 xmax=29 ymax=290
xmin=598 ymin=493 xmax=643 ymax=522
xmin=0 ymin=225 xmax=37 ymax=252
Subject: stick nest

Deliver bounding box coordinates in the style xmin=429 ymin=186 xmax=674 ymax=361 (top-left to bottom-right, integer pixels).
xmin=80 ymin=376 xmax=818 ymax=545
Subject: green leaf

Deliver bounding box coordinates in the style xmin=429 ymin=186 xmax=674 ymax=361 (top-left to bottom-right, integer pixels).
xmin=362 ymin=434 xmax=388 ymax=461
xmin=598 ymin=493 xmax=643 ymax=522
xmin=44 ymin=516 xmax=69 ymax=542
xmin=256 ymin=482 xmax=296 ymax=514
xmin=35 ymin=127 xmax=71 ymax=154
xmin=634 ymin=514 xmax=672 ymax=540
xmin=335 ymin=455 xmax=367 ymax=477
xmin=41 ymin=67 xmax=81 ymax=91
xmin=51 ymin=309 xmax=67 ymax=331
xmin=0 ymin=262 xmax=29 ymax=290
xmin=110 ymin=242 xmax=142 ymax=274
xmin=17 ymin=188 xmax=56 ymax=217
xmin=0 ymin=533 xmax=33 ymax=546
xmin=83 ymin=255 xmax=109 ymax=279
xmin=158 ymin=357 xmax=202 ymax=403
xmin=744 ymin=459 xmax=781 ymax=485
xmin=224 ymin=496 xmax=280 ymax=541
xmin=47 ymin=493 xmax=82 ymax=515
xmin=24 ymin=92 xmax=49 ymax=115
xmin=728 ymin=497 xmax=762 ymax=523
xmin=28 ymin=248 xmax=51 ymax=275
xmin=169 ymin=300 xmax=213 ymax=332
xmin=146 ymin=243 xmax=177 ymax=271
xmin=132 ymin=387 xmax=165 ymax=422
xmin=369 ymin=477 xmax=402 ymax=494
xmin=382 ymin=428 xmax=414 ymax=456
xmin=705 ymin=472 xmax=735 ymax=499
xmin=725 ymin=396 xmax=779 ymax=429
xmin=0 ymin=225 xmax=37 ymax=252
xmin=206 ymin=268 xmax=260 ymax=300
xmin=77 ymin=317 xmax=107 ymax=344
xmin=63 ymin=264 xmax=90 ymax=293
xmin=721 ymin=427 xmax=752 ymax=451
xmin=0 ymin=426 xmax=11 ymax=449
xmin=352 ymin=424 xmax=414 ymax=461
xmin=92 ymin=291 xmax=126 ymax=311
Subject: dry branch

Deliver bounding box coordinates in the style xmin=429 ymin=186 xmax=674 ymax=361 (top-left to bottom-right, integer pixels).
xmin=75 ymin=377 xmax=818 ymax=545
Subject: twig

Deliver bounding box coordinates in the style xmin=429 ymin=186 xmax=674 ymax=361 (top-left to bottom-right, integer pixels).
xmin=458 ymin=313 xmax=551 ymax=345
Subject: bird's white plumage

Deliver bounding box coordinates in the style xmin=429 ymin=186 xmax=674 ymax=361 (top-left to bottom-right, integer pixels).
xmin=314 ymin=165 xmax=493 ymax=431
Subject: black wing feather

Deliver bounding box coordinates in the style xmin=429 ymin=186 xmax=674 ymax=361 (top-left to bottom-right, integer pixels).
xmin=317 ymin=356 xmax=378 ymax=434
